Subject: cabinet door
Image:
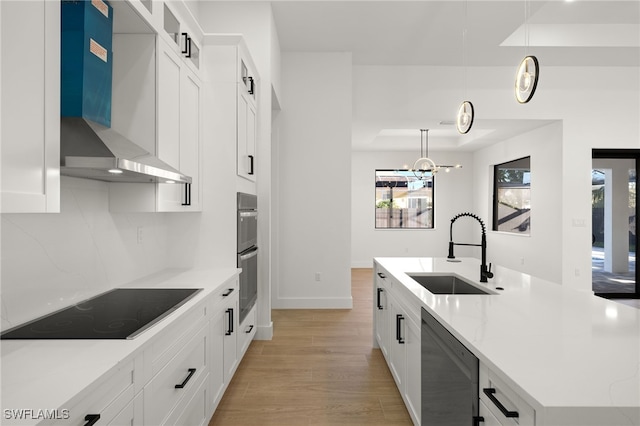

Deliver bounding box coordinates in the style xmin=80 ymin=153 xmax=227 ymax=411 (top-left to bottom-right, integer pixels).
xmin=157 ymin=40 xmax=201 ymax=212
xmin=1 ymin=0 xmax=59 ymax=213
xmin=157 ymin=40 xmax=181 ymax=169
xmin=374 ymin=273 xmax=389 ymax=359
xmin=237 ymin=92 xmax=256 ymax=181
xmin=209 ymin=303 xmax=225 ymax=410
xmin=388 ymin=294 xmax=407 ymax=390
xmin=223 ymin=292 xmax=239 ymax=384
xmin=178 ymin=69 xmax=201 ymax=210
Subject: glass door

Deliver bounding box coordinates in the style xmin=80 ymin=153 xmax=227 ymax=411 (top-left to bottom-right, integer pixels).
xmin=592 ymin=150 xmax=639 ymax=299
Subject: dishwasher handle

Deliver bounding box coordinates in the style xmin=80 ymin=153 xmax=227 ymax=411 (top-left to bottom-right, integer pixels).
xmin=483 ymin=388 xmax=519 ymax=418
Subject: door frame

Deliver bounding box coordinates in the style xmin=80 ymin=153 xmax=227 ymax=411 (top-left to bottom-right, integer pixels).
xmin=592 ymin=149 xmax=640 ymax=299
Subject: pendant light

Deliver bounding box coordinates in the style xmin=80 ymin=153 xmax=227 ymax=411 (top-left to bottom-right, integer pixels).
xmin=456 ymin=0 xmax=474 ymax=134
xmin=412 ymin=129 xmax=461 ymax=179
xmin=514 ymin=0 xmax=539 ymax=104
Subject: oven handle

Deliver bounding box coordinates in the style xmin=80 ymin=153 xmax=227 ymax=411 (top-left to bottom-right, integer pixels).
xmin=239 ymin=211 xmax=258 ymax=218
xmin=239 ymin=248 xmax=258 ymax=261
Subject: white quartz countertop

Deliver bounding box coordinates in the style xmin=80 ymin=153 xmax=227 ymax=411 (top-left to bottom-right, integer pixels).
xmin=0 ymin=267 xmax=239 ymax=425
xmin=375 ymin=257 xmax=640 ymax=416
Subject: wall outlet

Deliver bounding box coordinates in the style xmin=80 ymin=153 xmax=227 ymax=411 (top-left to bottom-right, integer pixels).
xmin=520 ymin=257 xmax=525 ymax=265
xmin=575 ymin=268 xmax=580 ymax=277
xmin=315 ymin=272 xmax=321 ymax=282
xmin=137 ymin=226 xmax=143 ymax=245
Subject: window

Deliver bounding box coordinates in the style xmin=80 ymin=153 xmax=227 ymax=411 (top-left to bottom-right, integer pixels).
xmin=493 ymin=157 xmax=531 ymax=234
xmin=375 ymin=170 xmax=434 ymax=229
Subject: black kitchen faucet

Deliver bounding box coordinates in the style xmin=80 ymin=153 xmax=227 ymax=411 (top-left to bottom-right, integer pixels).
xmin=447 ymin=212 xmax=494 ymax=283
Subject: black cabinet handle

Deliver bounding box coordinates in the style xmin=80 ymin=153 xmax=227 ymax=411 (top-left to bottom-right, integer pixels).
xmin=246 ymin=324 xmax=254 ymax=333
xmin=248 ymin=155 xmax=254 ymax=175
xmin=84 ymin=414 xmax=100 ymax=426
xmin=247 ymin=76 xmax=254 ymax=95
xmin=181 ymin=182 xmax=191 ymax=206
xmin=396 ymin=314 xmax=405 ymax=344
xmin=483 ymin=388 xmax=519 ymax=418
xmin=376 ymin=288 xmax=384 ymax=310
xmin=175 ymin=368 xmax=196 ymax=389
xmin=473 ymin=416 xmax=485 ymax=426
xmin=181 ymin=32 xmax=191 ymax=58
xmin=225 ymin=308 xmax=234 ymax=335
xmin=377 ymin=272 xmax=386 ymax=279
xmin=222 ymin=288 xmax=234 ymax=297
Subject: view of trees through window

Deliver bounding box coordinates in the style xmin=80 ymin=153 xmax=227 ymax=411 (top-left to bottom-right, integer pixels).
xmin=375 ymin=170 xmax=434 ymax=229
xmin=493 ymin=157 xmax=531 ymax=234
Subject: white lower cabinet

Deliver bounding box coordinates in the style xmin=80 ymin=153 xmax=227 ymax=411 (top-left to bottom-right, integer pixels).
xmin=374 ymin=271 xmax=389 ymax=358
xmin=41 ymin=358 xmax=137 ymax=426
xmin=41 ymin=275 xmax=250 ymax=426
xmin=479 ymin=363 xmax=535 ymax=426
xmin=374 ymin=265 xmax=421 ymax=425
xmin=238 ymin=305 xmax=257 ymax=357
xmin=208 ymin=278 xmax=241 ymax=412
xmin=143 ymin=324 xmax=208 ymax=425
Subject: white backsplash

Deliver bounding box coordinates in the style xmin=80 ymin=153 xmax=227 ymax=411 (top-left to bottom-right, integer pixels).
xmin=1 ymin=177 xmax=173 ymax=331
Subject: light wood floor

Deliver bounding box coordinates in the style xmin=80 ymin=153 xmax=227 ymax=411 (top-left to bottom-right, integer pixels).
xmin=208 ymin=268 xmax=412 ymax=425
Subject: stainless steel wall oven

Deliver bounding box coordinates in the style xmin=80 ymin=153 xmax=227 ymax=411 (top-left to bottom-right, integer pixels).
xmin=237 ymin=193 xmax=258 ymax=324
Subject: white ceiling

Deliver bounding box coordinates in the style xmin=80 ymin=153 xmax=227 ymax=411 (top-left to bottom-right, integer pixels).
xmin=270 ymin=0 xmax=640 ymax=152
xmin=271 ymin=1 xmax=640 ymax=67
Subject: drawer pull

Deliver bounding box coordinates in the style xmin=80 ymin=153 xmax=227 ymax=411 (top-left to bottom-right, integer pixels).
xmin=246 ymin=324 xmax=254 ymax=333
xmin=377 ymin=272 xmax=386 ymax=279
xmin=483 ymin=388 xmax=519 ymax=418
xmin=222 ymin=288 xmax=234 ymax=297
xmin=376 ymin=287 xmax=384 ymax=310
xmin=84 ymin=414 xmax=100 ymax=426
xmin=473 ymin=416 xmax=485 ymax=425
xmin=175 ymin=368 xmax=197 ymax=389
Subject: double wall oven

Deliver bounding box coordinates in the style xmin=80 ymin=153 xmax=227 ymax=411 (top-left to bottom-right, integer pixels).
xmin=237 ymin=193 xmax=258 ymax=324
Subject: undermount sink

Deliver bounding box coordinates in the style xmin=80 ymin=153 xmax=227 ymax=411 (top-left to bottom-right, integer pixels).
xmin=408 ymin=274 xmax=496 ymax=295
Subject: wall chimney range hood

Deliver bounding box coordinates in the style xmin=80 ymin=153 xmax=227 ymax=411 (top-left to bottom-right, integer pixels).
xmin=60 ymin=0 xmax=191 ymax=184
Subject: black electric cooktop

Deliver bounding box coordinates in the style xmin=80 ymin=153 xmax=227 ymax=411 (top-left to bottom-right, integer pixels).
xmin=0 ymin=288 xmax=202 ymax=340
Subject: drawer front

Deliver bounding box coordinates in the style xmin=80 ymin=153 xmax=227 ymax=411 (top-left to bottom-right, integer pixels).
xmin=41 ymin=359 xmax=136 ymax=426
xmin=164 ymin=372 xmax=209 ymax=426
xmin=479 ymin=399 xmax=503 ymax=426
xmin=144 ymin=324 xmax=208 ymax=426
xmin=480 ymin=364 xmax=535 ymax=426
xmin=146 ymin=300 xmax=207 ymax=378
xmin=237 ymin=304 xmax=256 ymax=357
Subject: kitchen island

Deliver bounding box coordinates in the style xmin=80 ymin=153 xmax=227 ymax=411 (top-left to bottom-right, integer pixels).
xmin=374 ymin=257 xmax=640 ymax=426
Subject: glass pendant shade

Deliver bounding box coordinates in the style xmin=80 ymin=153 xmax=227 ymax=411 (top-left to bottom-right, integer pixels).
xmin=515 ymin=55 xmax=539 ymax=104
xmin=413 ymin=156 xmax=438 ymax=179
xmin=456 ymin=100 xmax=474 ymax=134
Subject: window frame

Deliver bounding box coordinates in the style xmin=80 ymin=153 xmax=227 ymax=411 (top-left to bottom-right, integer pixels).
xmin=492 ymin=156 xmax=531 ymax=235
xmin=375 ymin=169 xmax=435 ymax=230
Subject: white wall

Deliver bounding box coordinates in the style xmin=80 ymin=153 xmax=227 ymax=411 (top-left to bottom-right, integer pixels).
xmin=351 ymin=150 xmax=475 ymax=267
xmin=351 ymin=65 xmax=639 ymax=291
xmin=473 ymin=122 xmax=564 ymax=284
xmin=275 ymin=52 xmax=352 ymax=308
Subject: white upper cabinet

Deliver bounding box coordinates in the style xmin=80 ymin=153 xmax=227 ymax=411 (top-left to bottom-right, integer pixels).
xmin=204 ymin=35 xmax=259 ymax=183
xmin=109 ymin=3 xmax=202 ymax=213
xmin=1 ymin=0 xmax=60 ymax=213
xmin=156 ymin=38 xmax=202 ymax=212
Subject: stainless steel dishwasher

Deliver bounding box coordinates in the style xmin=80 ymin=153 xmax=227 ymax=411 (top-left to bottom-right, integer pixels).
xmin=421 ymin=307 xmax=482 ymax=426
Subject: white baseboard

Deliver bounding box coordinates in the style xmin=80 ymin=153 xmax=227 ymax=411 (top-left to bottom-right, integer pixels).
xmin=351 ymin=260 xmax=375 ymax=268
xmin=272 ymin=296 xmax=353 ymax=309
xmin=254 ymin=322 xmax=273 ymax=340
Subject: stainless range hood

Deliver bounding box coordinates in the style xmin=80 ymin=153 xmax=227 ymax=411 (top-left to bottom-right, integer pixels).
xmin=60 ymin=0 xmax=191 ymax=185
xmin=60 ymin=117 xmax=192 ymax=184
